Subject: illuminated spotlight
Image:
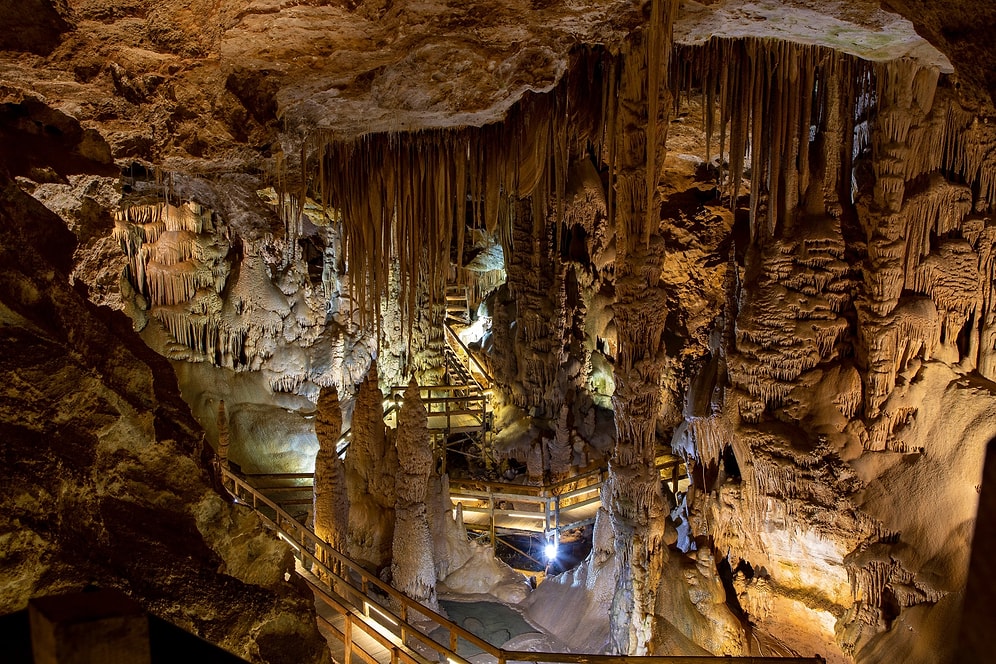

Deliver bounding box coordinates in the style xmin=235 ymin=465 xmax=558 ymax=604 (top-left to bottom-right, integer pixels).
xmin=544 ymin=541 xmax=558 ymax=562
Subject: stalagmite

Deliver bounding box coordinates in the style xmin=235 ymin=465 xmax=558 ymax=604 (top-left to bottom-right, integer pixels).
xmin=314 ymin=386 xmax=348 ymax=580
xmin=391 ymin=380 xmax=438 ymax=609
xmin=345 ymin=362 xmax=398 ymax=569
xmin=216 ymin=399 xmax=230 ymax=467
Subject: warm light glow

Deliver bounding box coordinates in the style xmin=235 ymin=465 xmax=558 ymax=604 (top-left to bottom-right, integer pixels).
xmin=365 ymin=601 xmax=399 ymax=628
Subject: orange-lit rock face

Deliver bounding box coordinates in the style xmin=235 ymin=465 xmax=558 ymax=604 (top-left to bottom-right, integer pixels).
xmin=2 ymin=2 xmax=995 ymax=664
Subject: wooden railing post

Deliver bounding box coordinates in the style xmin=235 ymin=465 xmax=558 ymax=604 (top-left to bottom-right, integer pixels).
xmin=344 ymin=614 xmax=353 ymax=664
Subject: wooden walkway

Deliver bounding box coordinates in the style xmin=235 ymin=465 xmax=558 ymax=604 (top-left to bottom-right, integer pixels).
xmin=449 ymin=456 xmax=688 ymax=541
xmin=219 ymin=467 xmax=825 ymax=664
xmin=222 ymin=319 xmax=822 ymax=663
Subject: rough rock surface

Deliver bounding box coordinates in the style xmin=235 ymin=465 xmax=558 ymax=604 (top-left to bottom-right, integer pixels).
xmin=0 ymin=171 xmax=329 ymax=663
xmin=313 ymin=385 xmax=348 ymax=580
xmin=391 ymin=381 xmax=438 ymax=609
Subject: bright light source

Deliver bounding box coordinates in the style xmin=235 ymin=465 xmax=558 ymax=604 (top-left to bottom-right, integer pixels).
xmin=544 ymin=542 xmax=558 ymax=561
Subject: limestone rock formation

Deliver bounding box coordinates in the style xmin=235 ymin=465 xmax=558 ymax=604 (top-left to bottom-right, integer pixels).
xmin=391 ymin=380 xmax=438 ymax=609
xmin=0 ymin=172 xmax=329 ymax=664
xmin=345 ymin=362 xmax=398 ymax=570
xmin=313 ymin=385 xmax=348 ymax=579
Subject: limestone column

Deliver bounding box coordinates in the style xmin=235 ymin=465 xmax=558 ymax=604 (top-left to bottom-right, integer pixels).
xmin=605 ymin=0 xmax=675 ymax=654
xmin=345 ymin=361 xmax=398 ymax=569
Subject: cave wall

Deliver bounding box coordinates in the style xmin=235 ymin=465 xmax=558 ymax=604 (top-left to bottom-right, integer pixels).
xmin=0 ymin=168 xmax=329 ymax=663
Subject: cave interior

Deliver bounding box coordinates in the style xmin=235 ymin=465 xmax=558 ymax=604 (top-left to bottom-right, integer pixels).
xmin=1 ymin=1 xmax=996 ymax=663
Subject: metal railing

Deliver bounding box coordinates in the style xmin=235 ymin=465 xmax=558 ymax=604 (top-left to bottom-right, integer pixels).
xmin=219 ymin=466 xmax=824 ymax=664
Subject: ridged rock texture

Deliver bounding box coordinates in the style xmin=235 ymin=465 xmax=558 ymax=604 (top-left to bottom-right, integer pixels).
xmin=344 ymin=362 xmax=398 ymax=570
xmin=3 ymin=1 xmax=996 ymax=664
xmin=391 ymin=380 xmax=438 ymax=609
xmin=313 ymin=385 xmax=348 ymax=580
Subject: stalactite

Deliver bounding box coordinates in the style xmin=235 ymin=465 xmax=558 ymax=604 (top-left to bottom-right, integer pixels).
xmin=391 ymin=381 xmax=437 ymax=609
xmin=310 ymin=48 xmax=607 ymax=336
xmin=270 ymin=374 xmax=308 ymax=394
xmin=146 ymin=230 xmax=198 ymax=266
xmin=143 ymin=261 xmax=214 ymax=306
xmin=675 ymin=38 xmax=874 ymax=235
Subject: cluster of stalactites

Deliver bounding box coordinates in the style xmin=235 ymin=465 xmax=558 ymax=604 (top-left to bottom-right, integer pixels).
xmin=152 ymin=309 xmax=248 ymax=366
xmin=674 ymin=38 xmax=873 ymax=235
xmin=114 ymin=202 xmax=222 ymax=307
xmin=309 ymin=49 xmax=613 ymax=333
xmin=676 ymin=38 xmax=995 ymax=236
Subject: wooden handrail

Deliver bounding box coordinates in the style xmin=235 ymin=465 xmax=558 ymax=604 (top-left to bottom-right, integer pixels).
xmin=246 ymin=458 xmax=681 ymax=504
xmin=444 ymin=321 xmax=494 ymax=389
xmin=221 ymin=469 xmax=501 ymax=661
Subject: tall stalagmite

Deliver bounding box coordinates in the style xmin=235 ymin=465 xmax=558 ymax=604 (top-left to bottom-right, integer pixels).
xmin=391 ymin=380 xmax=438 ymax=609
xmin=313 ymin=385 xmax=348 ymax=579
xmin=216 ymin=399 xmax=230 ymax=466
xmin=345 ymin=362 xmax=398 ymax=569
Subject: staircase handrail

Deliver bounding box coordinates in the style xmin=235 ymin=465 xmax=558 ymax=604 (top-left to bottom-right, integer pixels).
xmin=444 ymin=321 xmax=494 ymax=389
